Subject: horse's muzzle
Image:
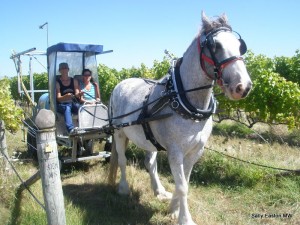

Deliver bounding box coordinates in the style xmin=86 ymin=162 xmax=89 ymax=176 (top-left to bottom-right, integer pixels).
xmin=231 ymin=81 xmax=252 ymax=99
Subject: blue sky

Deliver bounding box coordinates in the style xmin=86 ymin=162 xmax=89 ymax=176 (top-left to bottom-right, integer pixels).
xmin=1 ymin=0 xmax=300 ymax=77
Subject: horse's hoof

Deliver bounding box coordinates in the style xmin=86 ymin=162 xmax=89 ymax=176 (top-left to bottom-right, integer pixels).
xmin=157 ymin=191 xmax=173 ymax=200
xmin=170 ymin=209 xmax=179 ymax=220
xmin=176 ymin=220 xmax=197 ymax=225
xmin=118 ymin=182 xmax=130 ymax=195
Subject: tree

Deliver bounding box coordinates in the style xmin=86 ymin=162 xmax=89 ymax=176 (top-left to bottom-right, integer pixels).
xmin=97 ymin=58 xmax=170 ymax=103
xmin=8 ymin=50 xmax=300 ymax=129
xmin=0 ymin=78 xmax=23 ymax=170
xmin=216 ymin=50 xmax=300 ymax=129
xmin=0 ymin=78 xmax=23 ymax=132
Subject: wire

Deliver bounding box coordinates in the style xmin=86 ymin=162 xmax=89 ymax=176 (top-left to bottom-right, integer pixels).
xmin=0 ymin=149 xmax=45 ymax=210
xmin=206 ymin=146 xmax=300 ymax=173
xmin=32 ymin=56 xmax=47 ymax=71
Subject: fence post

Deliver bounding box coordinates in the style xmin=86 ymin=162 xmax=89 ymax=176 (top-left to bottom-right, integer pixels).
xmin=0 ymin=120 xmax=10 ymax=172
xmin=35 ymin=109 xmax=66 ymax=225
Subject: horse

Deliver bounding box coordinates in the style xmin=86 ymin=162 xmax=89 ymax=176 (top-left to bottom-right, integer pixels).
xmin=108 ymin=11 xmax=252 ymax=225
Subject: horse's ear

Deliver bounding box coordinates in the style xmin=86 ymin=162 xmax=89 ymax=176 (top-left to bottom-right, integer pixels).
xmin=218 ymin=13 xmax=229 ymax=26
xmin=201 ymin=11 xmax=212 ymax=31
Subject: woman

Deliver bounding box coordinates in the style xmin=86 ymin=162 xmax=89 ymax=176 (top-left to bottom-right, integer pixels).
xmin=79 ymin=69 xmax=101 ymax=104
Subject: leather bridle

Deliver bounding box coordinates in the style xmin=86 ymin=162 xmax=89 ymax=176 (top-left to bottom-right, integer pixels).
xmin=198 ymin=27 xmax=247 ymax=87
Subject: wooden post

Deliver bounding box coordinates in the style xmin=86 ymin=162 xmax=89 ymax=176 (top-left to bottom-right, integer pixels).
xmin=35 ymin=109 xmax=66 ymax=225
xmin=0 ymin=120 xmax=10 ymax=172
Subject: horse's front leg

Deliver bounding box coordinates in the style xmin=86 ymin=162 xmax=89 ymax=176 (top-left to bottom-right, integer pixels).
xmin=183 ymin=148 xmax=205 ymax=183
xmin=168 ymin=150 xmax=196 ymax=225
xmin=144 ymin=151 xmax=172 ymax=200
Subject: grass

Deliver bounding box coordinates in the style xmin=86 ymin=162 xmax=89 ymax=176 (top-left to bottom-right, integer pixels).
xmin=1 ymin=122 xmax=300 ymax=224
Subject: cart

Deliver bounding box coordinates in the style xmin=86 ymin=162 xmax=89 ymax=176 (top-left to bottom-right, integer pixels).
xmin=25 ymin=42 xmax=113 ymax=163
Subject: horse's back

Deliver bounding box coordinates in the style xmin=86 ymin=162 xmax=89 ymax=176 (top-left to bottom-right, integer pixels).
xmin=111 ymin=78 xmax=151 ymax=121
xmin=111 ymin=77 xmax=159 ymax=151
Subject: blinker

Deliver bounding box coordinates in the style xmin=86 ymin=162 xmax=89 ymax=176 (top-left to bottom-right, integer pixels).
xmin=239 ymin=38 xmax=247 ymax=55
xmin=200 ymin=28 xmax=247 ymax=55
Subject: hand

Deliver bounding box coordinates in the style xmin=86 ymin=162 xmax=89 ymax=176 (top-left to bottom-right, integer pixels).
xmin=65 ymin=93 xmax=73 ymax=100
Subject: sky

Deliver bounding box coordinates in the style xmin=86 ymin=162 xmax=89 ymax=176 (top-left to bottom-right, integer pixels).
xmin=1 ymin=0 xmax=300 ymax=78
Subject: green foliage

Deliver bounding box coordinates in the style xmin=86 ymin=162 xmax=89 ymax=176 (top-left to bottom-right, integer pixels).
xmin=98 ymin=64 xmax=119 ymax=104
xmin=274 ymin=49 xmax=300 ymax=84
xmin=151 ymin=58 xmax=170 ymax=80
xmin=217 ymin=50 xmax=300 ymax=129
xmin=98 ymin=58 xmax=169 ymax=103
xmin=9 ymin=76 xmax=20 ymax=101
xmin=9 ymin=73 xmax=48 ymax=102
xmin=7 ymin=49 xmax=300 ymax=129
xmin=0 ymin=78 xmax=23 ymax=132
xmin=212 ymin=122 xmax=254 ymax=138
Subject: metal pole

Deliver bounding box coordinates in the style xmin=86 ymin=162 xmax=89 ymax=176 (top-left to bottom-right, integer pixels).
xmin=29 ymin=56 xmax=34 ymax=103
xmin=47 ymin=23 xmax=49 ymax=48
xmin=10 ymin=48 xmax=36 ymax=96
xmin=39 ymin=22 xmax=48 ymax=48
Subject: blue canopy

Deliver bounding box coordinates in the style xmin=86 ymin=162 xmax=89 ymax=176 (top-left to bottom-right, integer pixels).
xmin=47 ymin=42 xmax=104 ymax=55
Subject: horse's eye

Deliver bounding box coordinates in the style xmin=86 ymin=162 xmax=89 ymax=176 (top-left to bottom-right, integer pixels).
xmin=215 ymin=42 xmax=222 ymax=51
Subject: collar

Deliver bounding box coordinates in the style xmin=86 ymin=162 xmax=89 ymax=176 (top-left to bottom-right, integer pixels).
xmin=166 ymin=58 xmax=217 ymax=121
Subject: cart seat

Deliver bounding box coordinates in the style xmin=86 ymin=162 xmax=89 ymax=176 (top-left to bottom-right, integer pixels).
xmin=78 ymin=103 xmax=109 ymax=129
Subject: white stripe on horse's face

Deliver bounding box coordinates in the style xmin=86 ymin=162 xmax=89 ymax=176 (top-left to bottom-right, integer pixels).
xmin=214 ymin=32 xmax=252 ymax=100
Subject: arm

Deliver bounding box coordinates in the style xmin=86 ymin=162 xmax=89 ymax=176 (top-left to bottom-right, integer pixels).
xmin=94 ymin=82 xmax=101 ymax=102
xmin=74 ymin=79 xmax=81 ymax=99
xmin=77 ymin=83 xmax=86 ymax=104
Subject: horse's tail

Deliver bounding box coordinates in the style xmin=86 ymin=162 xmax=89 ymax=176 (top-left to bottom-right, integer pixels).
xmin=108 ymin=136 xmax=118 ymax=186
xmin=108 ymin=90 xmax=118 ymax=185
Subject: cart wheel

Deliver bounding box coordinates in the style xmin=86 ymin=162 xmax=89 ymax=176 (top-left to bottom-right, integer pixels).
xmin=27 ymin=129 xmax=37 ymax=159
xmin=77 ymin=142 xmax=85 ymax=157
xmin=83 ymin=140 xmax=94 ymax=156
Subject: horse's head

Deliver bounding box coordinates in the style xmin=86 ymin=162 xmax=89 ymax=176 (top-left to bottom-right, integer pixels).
xmin=199 ymin=12 xmax=252 ymax=100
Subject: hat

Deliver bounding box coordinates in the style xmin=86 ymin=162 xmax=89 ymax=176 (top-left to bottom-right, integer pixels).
xmin=59 ymin=62 xmax=69 ymax=70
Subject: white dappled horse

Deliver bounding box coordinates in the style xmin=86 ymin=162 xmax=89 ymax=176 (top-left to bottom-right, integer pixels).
xmin=108 ymin=12 xmax=252 ymax=225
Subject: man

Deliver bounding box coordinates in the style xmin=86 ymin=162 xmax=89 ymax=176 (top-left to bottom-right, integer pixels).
xmin=56 ymin=62 xmax=80 ymax=134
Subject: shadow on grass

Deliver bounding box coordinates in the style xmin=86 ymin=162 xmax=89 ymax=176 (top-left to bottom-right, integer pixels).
xmin=63 ymin=183 xmax=156 ymax=225
xmin=7 ymin=188 xmax=23 ymax=225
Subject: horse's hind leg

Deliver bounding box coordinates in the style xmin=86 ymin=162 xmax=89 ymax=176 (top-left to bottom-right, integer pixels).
xmin=114 ymin=130 xmax=130 ymax=195
xmin=144 ymin=152 xmax=172 ymax=200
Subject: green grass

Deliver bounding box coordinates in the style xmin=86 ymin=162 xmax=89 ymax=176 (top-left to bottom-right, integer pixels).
xmin=1 ymin=122 xmax=300 ymax=224
xmin=191 ymin=151 xmax=265 ymax=188
xmin=213 ymin=121 xmax=254 ymax=138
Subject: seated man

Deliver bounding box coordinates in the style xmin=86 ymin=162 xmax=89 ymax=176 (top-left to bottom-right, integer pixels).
xmin=56 ymin=62 xmax=80 ymax=134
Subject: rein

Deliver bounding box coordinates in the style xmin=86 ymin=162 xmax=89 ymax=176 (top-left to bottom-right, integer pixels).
xmin=109 ymin=79 xmax=213 ymax=121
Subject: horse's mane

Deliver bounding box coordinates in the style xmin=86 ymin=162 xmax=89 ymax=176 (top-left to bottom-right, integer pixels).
xmin=183 ymin=12 xmax=233 ymax=57
xmin=200 ymin=13 xmax=232 ymax=35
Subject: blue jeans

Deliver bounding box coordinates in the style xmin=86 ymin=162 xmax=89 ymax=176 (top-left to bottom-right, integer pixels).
xmin=57 ymin=102 xmax=80 ymax=132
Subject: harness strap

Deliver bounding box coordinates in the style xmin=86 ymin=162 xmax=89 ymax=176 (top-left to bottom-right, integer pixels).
xmin=170 ymin=58 xmax=217 ymax=120
xmin=138 ymin=85 xmax=166 ymax=151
